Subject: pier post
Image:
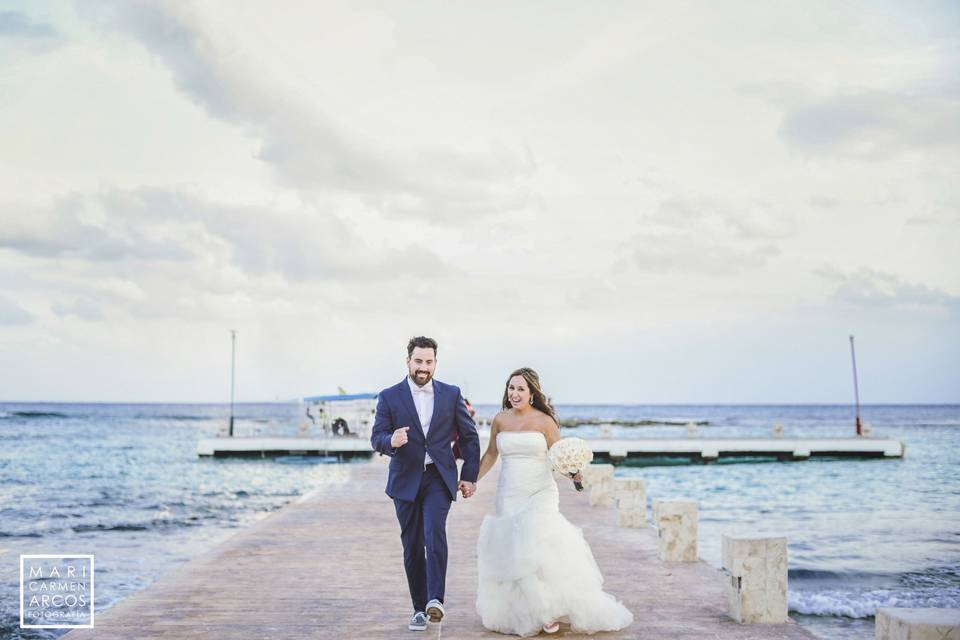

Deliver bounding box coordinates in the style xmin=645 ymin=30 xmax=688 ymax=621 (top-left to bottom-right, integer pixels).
xmin=581 ymin=463 xmax=613 ymax=489
xmin=613 ymin=477 xmax=647 ymax=527
xmin=875 ymin=608 xmax=960 ymax=639
xmin=583 ymin=464 xmax=615 ymax=507
xmin=721 ymin=534 xmax=788 ymax=624
xmin=652 ymin=499 xmax=698 ymax=561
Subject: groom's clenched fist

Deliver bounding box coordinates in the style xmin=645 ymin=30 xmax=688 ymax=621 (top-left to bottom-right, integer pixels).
xmin=391 ymin=426 xmax=410 ymax=448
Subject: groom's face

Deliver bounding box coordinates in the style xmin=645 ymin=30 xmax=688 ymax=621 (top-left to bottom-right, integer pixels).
xmin=407 ymin=347 xmax=436 ymax=386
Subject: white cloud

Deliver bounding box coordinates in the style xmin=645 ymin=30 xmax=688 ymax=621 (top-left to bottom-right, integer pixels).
xmin=778 ymin=89 xmax=960 ymax=158
xmin=819 ymin=267 xmax=960 ymax=313
xmin=78 ymin=1 xmax=536 ymax=223
xmin=0 ymin=296 xmax=33 ymax=326
xmin=0 ymin=187 xmax=451 ymax=283
xmin=51 ymin=298 xmax=104 ymax=322
xmin=0 ymin=9 xmax=60 ymax=50
xmin=0 ymin=10 xmax=56 ymax=36
xmin=0 ymin=0 xmax=957 ymax=401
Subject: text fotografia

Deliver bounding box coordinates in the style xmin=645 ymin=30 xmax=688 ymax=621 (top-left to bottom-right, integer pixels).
xmin=20 ymin=555 xmax=95 ymax=629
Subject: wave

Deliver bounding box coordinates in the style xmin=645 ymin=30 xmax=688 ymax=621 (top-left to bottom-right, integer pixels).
xmin=789 ymin=568 xmax=888 ymax=581
xmin=789 ymin=565 xmax=960 ymax=618
xmin=3 ymin=410 xmax=69 ymax=418
xmin=559 ymin=418 xmax=711 ymax=427
xmin=789 ymin=585 xmax=960 ymax=618
xmin=0 ymin=410 xmax=223 ymax=421
xmin=71 ymin=518 xmax=205 ymax=533
xmin=134 ymin=413 xmax=214 ymax=421
xmin=0 ymin=477 xmax=34 ymax=486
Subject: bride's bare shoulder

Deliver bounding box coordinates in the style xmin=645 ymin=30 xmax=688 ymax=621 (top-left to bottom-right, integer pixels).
xmin=529 ymin=409 xmax=555 ymax=428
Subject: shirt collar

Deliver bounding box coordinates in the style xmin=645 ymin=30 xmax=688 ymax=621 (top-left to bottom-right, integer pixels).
xmin=407 ymin=376 xmax=434 ymax=394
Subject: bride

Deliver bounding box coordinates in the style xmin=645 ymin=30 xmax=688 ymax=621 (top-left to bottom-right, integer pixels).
xmin=475 ymin=367 xmax=634 ymax=636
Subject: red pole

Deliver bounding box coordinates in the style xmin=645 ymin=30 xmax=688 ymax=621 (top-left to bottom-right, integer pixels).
xmin=849 ymin=335 xmax=862 ymax=436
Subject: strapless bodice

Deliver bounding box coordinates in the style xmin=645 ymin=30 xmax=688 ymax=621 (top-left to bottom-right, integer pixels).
xmin=496 ymin=430 xmax=548 ymax=460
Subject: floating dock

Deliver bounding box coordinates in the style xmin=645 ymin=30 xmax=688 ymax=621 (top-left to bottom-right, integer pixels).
xmin=197 ymin=436 xmax=374 ymax=459
xmin=590 ymin=436 xmax=905 ymax=463
xmin=62 ymin=461 xmax=817 ymax=639
xmin=197 ymin=435 xmax=905 ymax=463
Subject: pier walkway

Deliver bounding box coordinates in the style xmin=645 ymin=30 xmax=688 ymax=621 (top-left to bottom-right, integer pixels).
xmin=65 ymin=461 xmax=816 ymax=639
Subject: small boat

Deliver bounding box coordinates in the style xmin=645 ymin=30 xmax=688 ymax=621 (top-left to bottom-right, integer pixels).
xmin=300 ymin=392 xmax=378 ymax=439
xmin=198 ymin=392 xmax=380 ymax=458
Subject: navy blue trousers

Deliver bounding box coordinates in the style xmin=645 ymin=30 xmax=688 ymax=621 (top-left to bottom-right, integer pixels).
xmin=393 ymin=463 xmax=452 ymax=612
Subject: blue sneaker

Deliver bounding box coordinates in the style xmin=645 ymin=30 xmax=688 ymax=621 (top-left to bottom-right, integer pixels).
xmin=408 ymin=611 xmax=427 ymax=631
xmin=426 ymin=599 xmax=445 ymax=623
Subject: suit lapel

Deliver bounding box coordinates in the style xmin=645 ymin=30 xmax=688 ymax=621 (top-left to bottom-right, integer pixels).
xmin=398 ymin=378 xmax=424 ymax=435
xmin=429 ymin=380 xmax=443 ymax=438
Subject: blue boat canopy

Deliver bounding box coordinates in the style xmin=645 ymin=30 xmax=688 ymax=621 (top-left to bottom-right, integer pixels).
xmin=303 ymin=393 xmax=378 ymax=402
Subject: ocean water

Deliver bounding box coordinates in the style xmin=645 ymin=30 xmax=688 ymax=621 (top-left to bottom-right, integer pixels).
xmin=1 ymin=403 xmax=957 ymax=640
xmin=505 ymin=404 xmax=960 ymax=640
xmin=0 ymin=403 xmax=350 ymax=639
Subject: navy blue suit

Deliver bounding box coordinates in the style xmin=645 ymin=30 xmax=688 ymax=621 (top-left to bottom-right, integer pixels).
xmin=370 ymin=377 xmax=481 ymax=612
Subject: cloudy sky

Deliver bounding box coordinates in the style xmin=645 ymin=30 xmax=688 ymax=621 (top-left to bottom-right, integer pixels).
xmin=1 ymin=1 xmax=957 ymax=404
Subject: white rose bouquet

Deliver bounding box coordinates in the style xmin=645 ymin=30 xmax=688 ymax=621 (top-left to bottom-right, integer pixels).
xmin=548 ymin=437 xmax=593 ymax=492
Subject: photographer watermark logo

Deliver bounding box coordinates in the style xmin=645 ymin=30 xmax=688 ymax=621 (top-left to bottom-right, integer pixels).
xmin=20 ymin=554 xmax=94 ymax=629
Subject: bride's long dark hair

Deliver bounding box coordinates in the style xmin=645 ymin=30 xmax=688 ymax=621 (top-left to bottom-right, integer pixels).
xmin=501 ymin=367 xmax=559 ymax=426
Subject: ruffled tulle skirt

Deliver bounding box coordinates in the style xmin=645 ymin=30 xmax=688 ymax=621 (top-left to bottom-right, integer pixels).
xmin=475 ymin=485 xmax=634 ymax=636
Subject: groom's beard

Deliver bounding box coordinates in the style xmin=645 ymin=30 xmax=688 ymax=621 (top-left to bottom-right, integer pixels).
xmin=411 ymin=371 xmax=433 ymax=386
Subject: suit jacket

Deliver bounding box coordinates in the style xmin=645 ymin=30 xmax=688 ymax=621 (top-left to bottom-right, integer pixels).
xmin=370 ymin=377 xmax=481 ymax=502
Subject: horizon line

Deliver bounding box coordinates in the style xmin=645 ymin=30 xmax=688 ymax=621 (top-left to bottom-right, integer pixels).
xmin=1 ymin=400 xmax=958 ymax=407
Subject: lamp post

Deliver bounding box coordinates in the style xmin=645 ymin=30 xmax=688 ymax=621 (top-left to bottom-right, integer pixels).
xmin=849 ymin=335 xmax=862 ymax=436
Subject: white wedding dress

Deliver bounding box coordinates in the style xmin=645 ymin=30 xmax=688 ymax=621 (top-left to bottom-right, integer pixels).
xmin=476 ymin=431 xmax=634 ymax=636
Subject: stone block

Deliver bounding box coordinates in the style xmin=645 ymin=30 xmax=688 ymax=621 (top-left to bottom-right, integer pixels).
xmin=613 ymin=477 xmax=645 ymax=492
xmin=613 ymin=478 xmax=646 ymax=510
xmin=617 ymin=509 xmax=646 ymax=528
xmin=652 ymin=499 xmax=698 ymax=562
xmin=615 ymin=490 xmax=645 ymax=510
xmin=589 ymin=484 xmax=613 ymax=507
xmin=721 ymin=534 xmax=788 ymax=624
xmin=584 ymin=464 xmax=615 ymax=507
xmin=614 ymin=481 xmax=646 ymax=527
xmin=875 ymin=608 xmax=960 ymax=640
xmin=581 ymin=464 xmax=614 ymax=490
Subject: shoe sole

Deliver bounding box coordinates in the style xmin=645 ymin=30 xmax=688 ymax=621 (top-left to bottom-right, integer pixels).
xmin=426 ymin=606 xmax=444 ymax=623
xmin=408 ymin=624 xmax=427 ymax=631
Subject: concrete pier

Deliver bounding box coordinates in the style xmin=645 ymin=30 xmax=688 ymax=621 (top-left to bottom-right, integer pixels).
xmin=63 ymin=462 xmax=817 ymax=639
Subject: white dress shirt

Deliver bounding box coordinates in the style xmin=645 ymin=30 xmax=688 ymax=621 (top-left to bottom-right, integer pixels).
xmin=407 ymin=376 xmax=435 ymax=465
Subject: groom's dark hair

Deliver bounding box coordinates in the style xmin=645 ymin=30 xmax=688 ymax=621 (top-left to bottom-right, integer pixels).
xmin=407 ymin=336 xmax=438 ymax=357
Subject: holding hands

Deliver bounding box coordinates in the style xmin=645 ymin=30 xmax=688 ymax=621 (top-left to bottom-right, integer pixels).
xmin=459 ymin=481 xmax=476 ymax=499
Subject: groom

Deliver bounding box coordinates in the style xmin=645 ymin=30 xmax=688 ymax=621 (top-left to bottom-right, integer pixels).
xmin=370 ymin=336 xmax=481 ymax=631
